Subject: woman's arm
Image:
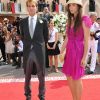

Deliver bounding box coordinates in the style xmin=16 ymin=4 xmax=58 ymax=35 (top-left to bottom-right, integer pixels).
xmin=46 ymin=43 xmax=51 ymax=49
xmin=60 ymin=34 xmax=68 ymax=54
xmin=52 ymin=32 xmax=59 ymax=49
xmin=81 ymin=22 xmax=90 ymax=67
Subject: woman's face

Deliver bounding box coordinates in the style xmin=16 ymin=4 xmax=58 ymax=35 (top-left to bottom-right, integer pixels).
xmin=3 ymin=26 xmax=7 ymax=32
xmin=27 ymin=2 xmax=37 ymax=16
xmin=49 ymin=20 xmax=54 ymax=28
xmin=68 ymin=3 xmax=79 ymax=15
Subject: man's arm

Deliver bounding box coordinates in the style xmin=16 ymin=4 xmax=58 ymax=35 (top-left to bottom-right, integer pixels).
xmin=19 ymin=19 xmax=24 ymax=40
xmin=43 ymin=19 xmax=49 ymax=43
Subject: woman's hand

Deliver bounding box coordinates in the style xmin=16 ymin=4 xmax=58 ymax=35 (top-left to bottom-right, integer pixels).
xmin=60 ymin=46 xmax=65 ymax=54
xmin=60 ymin=49 xmax=64 ymax=54
xmin=81 ymin=58 xmax=86 ymax=68
xmin=52 ymin=44 xmax=56 ymax=49
xmin=47 ymin=44 xmax=51 ymax=49
xmin=60 ymin=37 xmax=67 ymax=54
xmin=47 ymin=46 xmax=51 ymax=49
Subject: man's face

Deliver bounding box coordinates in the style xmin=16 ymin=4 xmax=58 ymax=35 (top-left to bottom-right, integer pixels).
xmin=27 ymin=2 xmax=37 ymax=16
xmin=44 ymin=7 xmax=48 ymax=13
xmin=90 ymin=15 xmax=97 ymax=23
xmin=97 ymin=19 xmax=100 ymax=25
xmin=16 ymin=36 xmax=20 ymax=41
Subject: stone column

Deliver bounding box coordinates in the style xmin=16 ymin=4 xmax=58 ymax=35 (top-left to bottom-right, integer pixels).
xmin=17 ymin=0 xmax=27 ymax=14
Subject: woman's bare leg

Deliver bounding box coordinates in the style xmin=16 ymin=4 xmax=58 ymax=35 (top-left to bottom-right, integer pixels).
xmin=67 ymin=77 xmax=76 ymax=100
xmin=48 ymin=56 xmax=53 ymax=71
xmin=54 ymin=55 xmax=59 ymax=72
xmin=73 ymin=78 xmax=83 ymax=100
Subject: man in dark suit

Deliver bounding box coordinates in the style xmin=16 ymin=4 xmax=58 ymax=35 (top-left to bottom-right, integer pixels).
xmin=19 ymin=0 xmax=48 ymax=100
xmin=0 ymin=22 xmax=6 ymax=62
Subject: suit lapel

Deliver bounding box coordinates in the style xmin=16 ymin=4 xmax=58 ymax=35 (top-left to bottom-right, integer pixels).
xmin=32 ymin=16 xmax=40 ymax=39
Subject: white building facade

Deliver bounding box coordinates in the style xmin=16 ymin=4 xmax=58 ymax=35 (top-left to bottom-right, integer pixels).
xmin=1 ymin=0 xmax=100 ymax=16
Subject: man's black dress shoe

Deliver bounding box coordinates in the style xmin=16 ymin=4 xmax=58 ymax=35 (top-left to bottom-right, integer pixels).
xmin=39 ymin=96 xmax=45 ymax=100
xmin=15 ymin=65 xmax=20 ymax=69
xmin=26 ymin=95 xmax=31 ymax=100
xmin=87 ymin=71 xmax=94 ymax=74
xmin=12 ymin=62 xmax=17 ymax=66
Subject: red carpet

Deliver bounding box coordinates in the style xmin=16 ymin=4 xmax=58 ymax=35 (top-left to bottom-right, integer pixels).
xmin=0 ymin=79 xmax=100 ymax=100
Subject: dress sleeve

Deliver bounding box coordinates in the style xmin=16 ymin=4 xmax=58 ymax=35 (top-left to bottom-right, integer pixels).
xmin=82 ymin=16 xmax=92 ymax=28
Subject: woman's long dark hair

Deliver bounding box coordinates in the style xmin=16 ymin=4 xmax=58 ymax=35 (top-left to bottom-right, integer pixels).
xmin=67 ymin=4 xmax=82 ymax=34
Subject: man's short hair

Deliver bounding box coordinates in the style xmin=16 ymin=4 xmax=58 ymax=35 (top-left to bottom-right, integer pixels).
xmin=97 ymin=17 xmax=100 ymax=20
xmin=89 ymin=12 xmax=97 ymax=17
xmin=26 ymin=0 xmax=37 ymax=7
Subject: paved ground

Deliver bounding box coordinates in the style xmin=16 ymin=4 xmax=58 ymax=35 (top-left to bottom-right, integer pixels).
xmin=0 ymin=62 xmax=100 ymax=79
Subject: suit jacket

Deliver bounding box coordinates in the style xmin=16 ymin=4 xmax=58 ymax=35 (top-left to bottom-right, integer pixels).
xmin=20 ymin=16 xmax=48 ymax=75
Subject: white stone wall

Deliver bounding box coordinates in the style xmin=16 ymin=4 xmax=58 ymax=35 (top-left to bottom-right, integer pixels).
xmin=2 ymin=0 xmax=99 ymax=17
xmin=17 ymin=0 xmax=27 ymax=14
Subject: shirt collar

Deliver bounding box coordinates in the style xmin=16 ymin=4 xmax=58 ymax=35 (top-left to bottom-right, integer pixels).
xmin=29 ymin=14 xmax=37 ymax=21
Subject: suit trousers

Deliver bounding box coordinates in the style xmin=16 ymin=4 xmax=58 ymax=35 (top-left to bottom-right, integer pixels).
xmin=24 ymin=50 xmax=45 ymax=98
xmin=12 ymin=51 xmax=23 ymax=67
xmin=0 ymin=43 xmax=6 ymax=61
xmin=86 ymin=39 xmax=98 ymax=72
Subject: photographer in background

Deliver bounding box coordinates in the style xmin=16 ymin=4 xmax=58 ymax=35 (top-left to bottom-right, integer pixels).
xmin=42 ymin=7 xmax=52 ymax=22
xmin=12 ymin=34 xmax=23 ymax=69
xmin=0 ymin=22 xmax=6 ymax=63
xmin=13 ymin=17 xmax=21 ymax=34
xmin=3 ymin=18 xmax=13 ymax=32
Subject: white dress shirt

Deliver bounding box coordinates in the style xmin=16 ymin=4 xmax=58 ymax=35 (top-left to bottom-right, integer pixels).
xmin=90 ymin=22 xmax=100 ymax=33
xmin=48 ymin=27 xmax=58 ymax=43
xmin=28 ymin=14 xmax=37 ymax=34
xmin=17 ymin=40 xmax=23 ymax=52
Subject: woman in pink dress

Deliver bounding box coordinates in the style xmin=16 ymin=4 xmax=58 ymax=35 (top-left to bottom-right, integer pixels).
xmin=60 ymin=0 xmax=91 ymax=100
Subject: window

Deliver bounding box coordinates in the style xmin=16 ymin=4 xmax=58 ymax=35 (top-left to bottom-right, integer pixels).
xmin=89 ymin=0 xmax=95 ymax=12
xmin=66 ymin=0 xmax=69 ymax=3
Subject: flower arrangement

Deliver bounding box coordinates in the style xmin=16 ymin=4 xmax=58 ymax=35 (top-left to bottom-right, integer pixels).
xmin=53 ymin=13 xmax=67 ymax=35
xmin=39 ymin=19 xmax=43 ymax=24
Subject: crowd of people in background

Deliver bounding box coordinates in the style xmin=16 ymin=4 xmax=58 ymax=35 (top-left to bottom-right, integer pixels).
xmin=37 ymin=0 xmax=64 ymax=13
xmin=0 ymin=17 xmax=23 ymax=69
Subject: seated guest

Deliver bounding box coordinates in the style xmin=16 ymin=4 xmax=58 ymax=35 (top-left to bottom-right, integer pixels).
xmin=12 ymin=34 xmax=23 ymax=69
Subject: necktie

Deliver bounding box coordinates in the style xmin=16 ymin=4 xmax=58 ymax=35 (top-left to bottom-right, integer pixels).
xmin=29 ymin=17 xmax=34 ymax=38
